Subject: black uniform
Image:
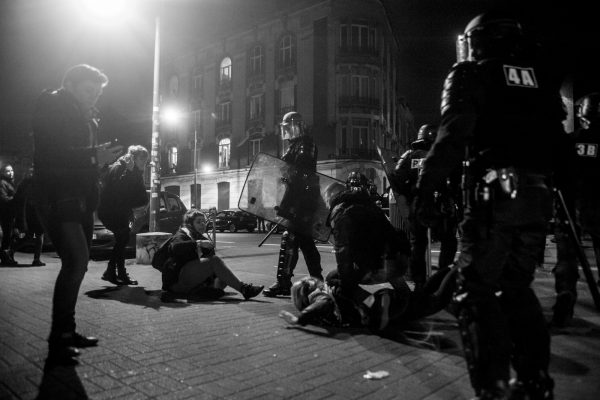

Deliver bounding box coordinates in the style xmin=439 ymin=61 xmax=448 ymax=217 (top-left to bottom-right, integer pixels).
xmin=263 ymin=135 xmax=322 ymax=296
xmin=393 ymin=140 xmax=459 ymax=286
xmin=416 ymin=41 xmax=563 ymax=400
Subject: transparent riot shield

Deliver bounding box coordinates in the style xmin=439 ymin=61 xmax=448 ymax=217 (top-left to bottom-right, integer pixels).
xmin=238 ymin=153 xmax=346 ymax=241
xmin=376 ymin=145 xmax=411 ymax=225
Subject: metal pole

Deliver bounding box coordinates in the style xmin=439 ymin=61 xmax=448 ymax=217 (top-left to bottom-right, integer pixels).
xmin=193 ymin=127 xmax=197 ymax=208
xmin=149 ymin=16 xmax=161 ymax=232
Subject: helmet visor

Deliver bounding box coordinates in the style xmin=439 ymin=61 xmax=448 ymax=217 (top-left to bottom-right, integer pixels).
xmin=280 ymin=121 xmax=302 ymax=140
xmin=456 ymin=33 xmax=469 ymax=63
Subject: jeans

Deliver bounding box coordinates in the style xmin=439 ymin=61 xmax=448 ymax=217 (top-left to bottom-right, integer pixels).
xmin=36 ymin=198 xmax=93 ymax=340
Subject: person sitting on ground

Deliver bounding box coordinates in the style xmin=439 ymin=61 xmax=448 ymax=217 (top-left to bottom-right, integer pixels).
xmin=161 ymin=209 xmax=264 ymax=300
xmin=280 ymin=266 xmax=457 ymax=333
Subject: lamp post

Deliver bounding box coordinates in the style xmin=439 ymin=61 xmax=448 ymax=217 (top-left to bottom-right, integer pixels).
xmin=193 ymin=126 xmax=198 ymax=207
xmin=149 ymin=15 xmax=161 ymax=232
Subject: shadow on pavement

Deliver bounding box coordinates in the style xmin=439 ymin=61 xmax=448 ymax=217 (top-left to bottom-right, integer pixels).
xmin=84 ymin=286 xmax=191 ymax=309
xmin=36 ymin=361 xmax=88 ymax=400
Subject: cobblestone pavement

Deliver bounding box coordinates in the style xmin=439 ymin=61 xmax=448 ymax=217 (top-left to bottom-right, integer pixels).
xmin=1 ymin=238 xmax=599 ymax=399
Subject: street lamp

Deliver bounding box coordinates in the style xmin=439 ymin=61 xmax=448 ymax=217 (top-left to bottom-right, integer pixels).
xmin=149 ymin=15 xmax=161 ymax=232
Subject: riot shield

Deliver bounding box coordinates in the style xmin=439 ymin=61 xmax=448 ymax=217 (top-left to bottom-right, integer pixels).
xmin=376 ymin=145 xmax=411 ymax=220
xmin=238 ymin=153 xmax=345 ymax=241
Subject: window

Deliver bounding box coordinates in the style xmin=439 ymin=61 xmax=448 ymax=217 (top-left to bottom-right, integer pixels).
xmin=351 ymin=75 xmax=370 ymax=98
xmin=278 ymin=34 xmax=295 ymax=68
xmin=220 ymin=57 xmax=232 ymax=82
xmin=218 ymin=138 xmax=231 ymax=168
xmin=193 ymin=74 xmax=203 ymax=93
xmin=249 ymin=93 xmax=264 ymax=120
xmin=340 ymin=24 xmax=377 ymax=51
xmin=249 ymin=45 xmax=263 ymax=74
xmin=279 ymin=81 xmax=295 ymax=112
xmin=168 ymin=145 xmax=178 ymax=171
xmin=352 ymin=119 xmax=370 ymax=149
xmin=250 ymin=139 xmax=262 ymax=159
xmin=192 ymin=110 xmax=202 ymax=131
xmin=218 ymin=102 xmax=231 ymax=123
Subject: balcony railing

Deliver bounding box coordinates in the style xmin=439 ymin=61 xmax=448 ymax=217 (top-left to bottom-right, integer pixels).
xmin=332 ymin=147 xmax=378 ymax=160
xmin=338 ymin=96 xmax=380 ymax=108
xmin=338 ymin=46 xmax=379 ymax=57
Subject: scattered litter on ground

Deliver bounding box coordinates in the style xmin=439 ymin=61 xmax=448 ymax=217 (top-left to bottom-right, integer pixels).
xmin=363 ymin=370 xmax=389 ymax=380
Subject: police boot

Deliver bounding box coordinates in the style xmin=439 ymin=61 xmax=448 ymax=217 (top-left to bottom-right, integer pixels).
xmin=101 ymin=262 xmax=123 ymax=285
xmin=509 ymin=371 xmax=554 ymax=400
xmin=473 ymin=380 xmax=510 ymax=400
xmin=117 ymin=263 xmax=138 ymax=285
xmin=551 ymin=291 xmax=575 ymax=328
xmin=263 ymin=232 xmax=294 ymax=297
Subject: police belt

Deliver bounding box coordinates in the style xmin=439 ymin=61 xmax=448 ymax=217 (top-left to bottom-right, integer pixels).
xmin=472 ymin=167 xmax=547 ymax=203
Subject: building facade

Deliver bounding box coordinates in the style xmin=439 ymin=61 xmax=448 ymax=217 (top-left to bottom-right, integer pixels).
xmin=158 ymin=0 xmax=415 ymax=210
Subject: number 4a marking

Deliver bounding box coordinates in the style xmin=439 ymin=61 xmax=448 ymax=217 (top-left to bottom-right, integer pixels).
xmin=503 ymin=65 xmax=538 ymax=88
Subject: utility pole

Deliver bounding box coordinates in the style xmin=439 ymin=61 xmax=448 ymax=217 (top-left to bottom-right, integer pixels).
xmin=149 ymin=16 xmax=161 ymax=232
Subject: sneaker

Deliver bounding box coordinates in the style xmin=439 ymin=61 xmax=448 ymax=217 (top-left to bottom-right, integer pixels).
xmin=0 ymin=259 xmax=18 ymax=266
xmin=31 ymin=259 xmax=46 ymax=266
xmin=47 ymin=346 xmax=80 ymax=366
xmin=56 ymin=332 xmax=99 ymax=348
xmin=240 ymin=283 xmax=264 ymax=300
xmin=262 ymin=281 xmax=291 ymax=297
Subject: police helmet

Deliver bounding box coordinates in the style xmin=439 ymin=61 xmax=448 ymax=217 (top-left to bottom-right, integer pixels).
xmin=457 ymin=11 xmax=522 ymax=62
xmin=346 ymin=171 xmax=369 ymax=192
xmin=291 ymin=277 xmax=322 ymax=311
xmin=576 ymin=92 xmax=600 ymax=130
xmin=280 ymin=111 xmax=305 ymax=140
xmin=414 ymin=124 xmax=437 ymax=144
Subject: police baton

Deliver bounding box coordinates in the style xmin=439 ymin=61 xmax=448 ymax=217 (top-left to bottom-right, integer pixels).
xmin=258 ymin=222 xmax=280 ymax=247
xmin=555 ymin=188 xmax=600 ymax=310
xmin=426 ymin=227 xmax=433 ymax=279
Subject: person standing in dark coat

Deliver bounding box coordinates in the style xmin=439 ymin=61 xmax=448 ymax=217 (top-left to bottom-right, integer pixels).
xmin=14 ymin=167 xmax=46 ymax=266
xmin=32 ymin=64 xmax=122 ymax=365
xmin=0 ymin=164 xmax=18 ymax=266
xmin=98 ymin=145 xmax=149 ymax=285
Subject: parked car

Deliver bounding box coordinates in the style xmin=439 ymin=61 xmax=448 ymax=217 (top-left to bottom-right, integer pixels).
xmin=206 ymin=210 xmax=256 ymax=233
xmin=92 ymin=191 xmax=188 ymax=250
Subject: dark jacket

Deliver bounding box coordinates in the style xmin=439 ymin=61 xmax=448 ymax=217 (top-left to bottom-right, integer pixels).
xmin=97 ymin=157 xmax=148 ymax=230
xmin=0 ymin=176 xmax=16 ymax=216
xmin=161 ymin=227 xmax=214 ymax=289
xmin=31 ymin=88 xmax=101 ymax=212
xmin=13 ymin=176 xmax=43 ymax=234
xmin=327 ymin=190 xmax=409 ymax=274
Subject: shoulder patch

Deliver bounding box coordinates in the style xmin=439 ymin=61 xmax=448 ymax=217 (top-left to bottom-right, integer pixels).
xmin=503 ymin=65 xmax=538 ymax=88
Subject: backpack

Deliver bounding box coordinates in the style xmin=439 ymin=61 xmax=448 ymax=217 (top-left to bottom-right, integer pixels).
xmin=151 ymin=236 xmax=174 ymax=272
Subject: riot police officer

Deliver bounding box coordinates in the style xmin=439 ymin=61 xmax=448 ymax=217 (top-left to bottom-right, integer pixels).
xmin=416 ymin=11 xmax=563 ymax=399
xmin=391 ymin=124 xmax=459 ymax=289
xmin=328 ymin=171 xmax=410 ymax=304
xmin=574 ymin=94 xmax=600 ymax=286
xmin=263 ymin=112 xmax=323 ymax=297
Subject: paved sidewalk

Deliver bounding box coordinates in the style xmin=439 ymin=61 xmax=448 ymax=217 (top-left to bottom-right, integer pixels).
xmin=1 ymin=239 xmax=599 ymax=400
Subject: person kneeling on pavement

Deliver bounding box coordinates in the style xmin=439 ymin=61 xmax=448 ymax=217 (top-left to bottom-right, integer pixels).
xmin=279 ymin=267 xmax=457 ymax=333
xmin=160 ymin=209 xmax=264 ymax=301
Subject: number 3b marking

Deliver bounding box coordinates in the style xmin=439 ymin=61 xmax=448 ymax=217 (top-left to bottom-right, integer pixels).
xmin=576 ymin=143 xmax=598 ymax=157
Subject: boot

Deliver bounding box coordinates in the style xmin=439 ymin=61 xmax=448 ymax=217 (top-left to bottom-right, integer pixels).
xmin=263 ymin=280 xmax=291 ymax=297
xmin=101 ymin=262 xmax=123 ymax=285
xmin=117 ymin=261 xmax=138 ymax=285
xmin=509 ymin=372 xmax=554 ymax=400
xmin=0 ymin=249 xmax=18 ymax=266
xmin=117 ymin=268 xmax=138 ymax=285
xmin=551 ymin=291 xmax=575 ymax=328
xmin=240 ymin=282 xmax=264 ymax=300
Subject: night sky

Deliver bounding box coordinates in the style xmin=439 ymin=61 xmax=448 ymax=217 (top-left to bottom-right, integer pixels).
xmin=0 ymin=0 xmax=594 ymax=158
